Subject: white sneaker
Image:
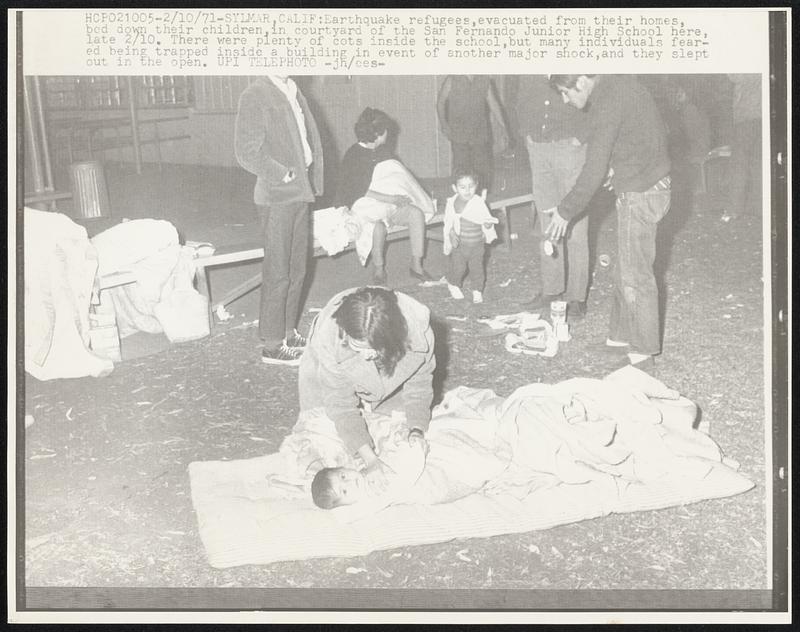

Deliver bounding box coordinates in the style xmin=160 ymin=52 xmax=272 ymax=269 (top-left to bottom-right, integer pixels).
xmin=447 ymin=284 xmax=465 ymax=300
xmin=472 ymin=290 xmax=484 ymax=304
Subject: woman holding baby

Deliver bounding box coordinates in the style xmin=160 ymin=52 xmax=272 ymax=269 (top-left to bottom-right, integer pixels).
xmin=298 ymin=286 xmax=436 ymax=503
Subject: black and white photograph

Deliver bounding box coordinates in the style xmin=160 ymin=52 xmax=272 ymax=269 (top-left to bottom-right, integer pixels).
xmin=9 ymin=7 xmax=789 ymax=624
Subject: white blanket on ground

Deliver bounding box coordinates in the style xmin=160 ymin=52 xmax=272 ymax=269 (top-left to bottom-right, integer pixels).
xmin=24 ymin=208 xmax=113 ymax=380
xmin=188 ymin=367 xmax=754 ymax=568
xmin=350 ymin=159 xmax=435 ymax=265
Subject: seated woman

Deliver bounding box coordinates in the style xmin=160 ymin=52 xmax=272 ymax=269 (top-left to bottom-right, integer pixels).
xmin=333 ymin=108 xmax=435 ymax=286
xmin=298 ymin=286 xmax=436 ymax=494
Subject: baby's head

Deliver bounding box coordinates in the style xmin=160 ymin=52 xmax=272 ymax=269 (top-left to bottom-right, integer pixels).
xmin=311 ymin=466 xmax=367 ymax=509
xmin=452 ymin=171 xmax=479 ymax=202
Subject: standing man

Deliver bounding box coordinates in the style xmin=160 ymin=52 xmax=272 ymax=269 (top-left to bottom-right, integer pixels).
xmin=437 ymin=75 xmax=508 ymax=190
xmin=235 ymin=76 xmax=324 ymax=366
xmin=515 ymin=75 xmax=589 ymax=319
xmin=546 ymin=75 xmax=671 ymax=370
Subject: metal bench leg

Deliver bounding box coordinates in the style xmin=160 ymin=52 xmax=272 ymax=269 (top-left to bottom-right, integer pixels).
xmin=212 ymin=273 xmax=263 ymax=313
xmin=194 ymin=265 xmax=214 ymax=330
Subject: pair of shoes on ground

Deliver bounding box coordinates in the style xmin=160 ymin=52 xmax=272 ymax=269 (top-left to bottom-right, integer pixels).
xmin=505 ymin=330 xmax=549 ymax=355
xmin=261 ymin=329 xmax=307 ymax=366
xmin=520 ymin=293 xmax=587 ymax=320
xmin=448 ymin=284 xmax=483 ymax=303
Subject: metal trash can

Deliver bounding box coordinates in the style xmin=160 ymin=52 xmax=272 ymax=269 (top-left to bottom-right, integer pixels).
xmin=70 ymin=161 xmax=111 ymax=219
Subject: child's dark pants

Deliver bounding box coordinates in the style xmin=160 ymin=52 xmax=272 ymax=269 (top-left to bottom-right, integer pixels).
xmin=447 ymin=241 xmax=486 ymax=291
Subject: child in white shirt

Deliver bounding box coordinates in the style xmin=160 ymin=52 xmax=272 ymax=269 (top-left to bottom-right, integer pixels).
xmin=442 ymin=172 xmax=498 ymax=303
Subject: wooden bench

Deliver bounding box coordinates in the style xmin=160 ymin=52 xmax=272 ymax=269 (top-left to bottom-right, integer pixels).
xmin=193 ymin=193 xmax=534 ymax=320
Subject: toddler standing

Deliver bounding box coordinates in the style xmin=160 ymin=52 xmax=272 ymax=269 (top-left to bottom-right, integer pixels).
xmin=443 ymin=172 xmax=498 ymax=303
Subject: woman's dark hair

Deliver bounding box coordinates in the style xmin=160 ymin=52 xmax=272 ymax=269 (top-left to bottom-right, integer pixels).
xmin=354 ymin=107 xmax=391 ymax=143
xmin=549 ymin=74 xmax=596 ymax=91
xmin=333 ymin=286 xmax=409 ymax=376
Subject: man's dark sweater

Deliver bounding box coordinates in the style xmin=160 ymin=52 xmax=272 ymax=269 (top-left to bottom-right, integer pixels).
xmin=558 ymin=75 xmax=671 ymax=221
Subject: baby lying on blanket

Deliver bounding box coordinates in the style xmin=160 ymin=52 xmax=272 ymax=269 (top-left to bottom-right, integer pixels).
xmin=309 ymin=368 xmax=730 ymax=522
xmin=311 ymin=413 xmax=512 ymax=523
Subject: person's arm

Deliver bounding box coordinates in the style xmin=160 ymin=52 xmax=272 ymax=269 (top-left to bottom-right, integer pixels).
xmin=436 ymin=76 xmax=453 ymax=138
xmin=556 ymin=91 xmax=623 ymax=222
xmin=314 ymin=353 xmax=374 ymax=456
xmin=234 ymin=88 xmax=292 ymax=184
xmin=401 ymin=326 xmax=436 ymax=435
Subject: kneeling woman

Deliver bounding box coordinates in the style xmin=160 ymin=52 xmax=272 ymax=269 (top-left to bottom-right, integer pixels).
xmin=298 ymin=286 xmax=435 ymax=492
